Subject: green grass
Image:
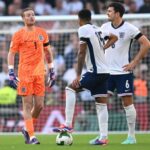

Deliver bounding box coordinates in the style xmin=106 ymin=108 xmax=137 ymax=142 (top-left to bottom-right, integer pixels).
xmin=0 ymin=134 xmax=149 ymax=150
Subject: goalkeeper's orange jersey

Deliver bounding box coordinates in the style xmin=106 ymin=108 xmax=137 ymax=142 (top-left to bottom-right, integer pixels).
xmin=10 ymin=26 xmax=49 ymax=78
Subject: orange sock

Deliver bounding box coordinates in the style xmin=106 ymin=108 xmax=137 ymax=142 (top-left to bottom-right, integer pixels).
xmin=32 ymin=118 xmax=37 ymax=126
xmin=25 ymin=119 xmax=34 ymax=137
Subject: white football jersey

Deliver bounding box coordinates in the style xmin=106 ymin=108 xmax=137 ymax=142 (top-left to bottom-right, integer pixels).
xmin=78 ymin=24 xmax=109 ymax=74
xmin=101 ymin=21 xmax=141 ymax=75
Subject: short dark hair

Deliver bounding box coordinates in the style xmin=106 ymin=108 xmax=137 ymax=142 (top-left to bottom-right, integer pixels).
xmin=78 ymin=9 xmax=91 ymax=21
xmin=21 ymin=7 xmax=34 ymax=17
xmin=108 ymin=2 xmax=125 ymax=17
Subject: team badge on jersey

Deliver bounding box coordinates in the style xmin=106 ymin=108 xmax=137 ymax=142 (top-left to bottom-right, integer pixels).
xmin=119 ymin=32 xmax=125 ymax=38
xmin=39 ymin=35 xmax=44 ymax=41
xmin=21 ymin=87 xmax=26 ymax=93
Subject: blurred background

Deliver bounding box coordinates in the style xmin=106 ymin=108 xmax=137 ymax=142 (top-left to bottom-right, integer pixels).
xmin=0 ymin=0 xmax=150 ymax=133
xmin=0 ymin=0 xmax=150 ymax=16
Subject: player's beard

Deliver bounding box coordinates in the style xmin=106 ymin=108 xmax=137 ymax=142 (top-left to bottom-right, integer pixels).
xmin=107 ymin=15 xmax=111 ymax=21
xmin=27 ymin=22 xmax=35 ymax=27
xmin=27 ymin=18 xmax=35 ymax=27
xmin=107 ymin=15 xmax=114 ymax=22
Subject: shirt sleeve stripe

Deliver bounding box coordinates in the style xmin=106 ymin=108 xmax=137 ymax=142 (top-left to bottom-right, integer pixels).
xmin=43 ymin=42 xmax=50 ymax=47
xmin=80 ymin=37 xmax=89 ymax=42
xmin=135 ymin=33 xmax=143 ymax=40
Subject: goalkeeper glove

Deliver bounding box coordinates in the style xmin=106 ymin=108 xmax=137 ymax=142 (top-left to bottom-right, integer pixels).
xmin=47 ymin=68 xmax=55 ymax=87
xmin=9 ymin=69 xmax=19 ymax=89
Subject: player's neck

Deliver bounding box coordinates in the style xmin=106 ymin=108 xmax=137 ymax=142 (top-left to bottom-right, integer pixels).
xmin=112 ymin=18 xmax=123 ymax=28
xmin=25 ymin=25 xmax=35 ymax=31
xmin=81 ymin=21 xmax=91 ymax=26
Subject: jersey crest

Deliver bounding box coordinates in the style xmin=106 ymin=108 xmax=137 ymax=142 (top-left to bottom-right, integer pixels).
xmin=119 ymin=32 xmax=125 ymax=38
xmin=38 ymin=35 xmax=44 ymax=41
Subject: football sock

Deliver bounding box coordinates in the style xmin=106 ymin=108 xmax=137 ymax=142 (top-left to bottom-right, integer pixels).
xmin=95 ymin=103 xmax=108 ymax=139
xmin=124 ymin=104 xmax=136 ymax=138
xmin=25 ymin=119 xmax=35 ymax=137
xmin=65 ymin=87 xmax=76 ymax=127
xmin=32 ymin=118 xmax=37 ymax=126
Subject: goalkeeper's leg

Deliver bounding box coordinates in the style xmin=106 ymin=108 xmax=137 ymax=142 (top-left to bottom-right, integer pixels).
xmin=22 ymin=95 xmax=41 ymax=144
xmin=22 ymin=95 xmax=35 ymax=143
xmin=31 ymin=76 xmax=45 ymax=127
xmin=31 ymin=96 xmax=44 ymax=126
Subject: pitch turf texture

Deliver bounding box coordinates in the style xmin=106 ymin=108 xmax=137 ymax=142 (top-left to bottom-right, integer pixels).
xmin=0 ymin=134 xmax=149 ymax=150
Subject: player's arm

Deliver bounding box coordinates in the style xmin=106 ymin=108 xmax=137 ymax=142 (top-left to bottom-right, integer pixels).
xmin=7 ymin=51 xmax=19 ymax=89
xmin=8 ymin=51 xmax=15 ymax=68
xmin=103 ymin=33 xmax=118 ymax=49
xmin=44 ymin=45 xmax=54 ymax=69
xmin=123 ymin=35 xmax=150 ymax=71
xmin=7 ymin=31 xmax=20 ymax=89
xmin=44 ymin=44 xmax=55 ymax=87
xmin=8 ymin=32 xmax=19 ymax=69
xmin=77 ymin=43 xmax=87 ymax=77
xmin=72 ymin=42 xmax=87 ymax=88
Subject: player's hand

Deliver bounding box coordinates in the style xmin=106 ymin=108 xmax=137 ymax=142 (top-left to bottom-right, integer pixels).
xmin=123 ymin=60 xmax=137 ymax=72
xmin=47 ymin=68 xmax=55 ymax=87
xmin=9 ymin=69 xmax=19 ymax=89
xmin=72 ymin=76 xmax=81 ymax=88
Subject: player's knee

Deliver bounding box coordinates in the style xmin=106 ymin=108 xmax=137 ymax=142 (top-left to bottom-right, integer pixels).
xmin=24 ymin=102 xmax=32 ymax=112
xmin=122 ymin=96 xmax=133 ymax=107
xmin=95 ymin=97 xmax=107 ymax=104
xmin=35 ymin=103 xmax=44 ymax=111
xmin=65 ymin=86 xmax=76 ymax=93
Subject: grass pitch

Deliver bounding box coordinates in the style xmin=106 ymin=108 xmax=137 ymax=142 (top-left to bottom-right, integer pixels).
xmin=0 ymin=134 xmax=149 ymax=150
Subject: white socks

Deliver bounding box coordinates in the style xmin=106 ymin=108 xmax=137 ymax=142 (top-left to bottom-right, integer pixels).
xmin=96 ymin=103 xmax=108 ymax=139
xmin=124 ymin=104 xmax=136 ymax=138
xmin=65 ymin=87 xmax=76 ymax=127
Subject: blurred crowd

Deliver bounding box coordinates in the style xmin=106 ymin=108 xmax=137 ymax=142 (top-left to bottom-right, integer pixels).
xmin=0 ymin=0 xmax=150 ymax=16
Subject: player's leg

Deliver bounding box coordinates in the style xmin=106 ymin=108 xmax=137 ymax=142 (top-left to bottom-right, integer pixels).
xmin=18 ymin=76 xmax=40 ymax=144
xmin=96 ymin=98 xmax=108 ymax=140
xmin=86 ymin=73 xmax=109 ymax=145
xmin=22 ymin=75 xmax=45 ymax=144
xmin=117 ymin=73 xmax=136 ymax=144
xmin=18 ymin=78 xmax=33 ymax=144
xmin=53 ymin=72 xmax=93 ymax=133
xmin=89 ymin=97 xmax=108 ymax=145
xmin=31 ymin=96 xmax=44 ymax=125
xmin=22 ymin=95 xmax=40 ymax=144
xmin=53 ymin=85 xmax=82 ymax=132
xmin=64 ymin=86 xmax=76 ymax=128
xmin=31 ymin=75 xmax=45 ymax=126
xmin=121 ymin=96 xmax=136 ymax=144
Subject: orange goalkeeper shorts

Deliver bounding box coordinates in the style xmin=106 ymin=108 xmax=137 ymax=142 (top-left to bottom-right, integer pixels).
xmin=17 ymin=75 xmax=45 ymax=96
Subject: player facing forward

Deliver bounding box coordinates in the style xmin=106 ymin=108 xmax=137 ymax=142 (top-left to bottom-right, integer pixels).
xmin=90 ymin=2 xmax=150 ymax=145
xmin=7 ymin=7 xmax=55 ymax=144
xmin=53 ymin=9 xmax=118 ymax=145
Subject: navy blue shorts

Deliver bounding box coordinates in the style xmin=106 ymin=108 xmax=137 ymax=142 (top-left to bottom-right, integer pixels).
xmin=80 ymin=72 xmax=110 ymax=97
xmin=108 ymin=73 xmax=133 ymax=96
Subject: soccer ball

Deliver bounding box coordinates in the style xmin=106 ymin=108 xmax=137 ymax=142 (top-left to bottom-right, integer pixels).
xmin=56 ymin=132 xmax=73 ymax=146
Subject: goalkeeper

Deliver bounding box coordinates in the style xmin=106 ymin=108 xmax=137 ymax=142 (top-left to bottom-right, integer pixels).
xmin=7 ymin=7 xmax=55 ymax=144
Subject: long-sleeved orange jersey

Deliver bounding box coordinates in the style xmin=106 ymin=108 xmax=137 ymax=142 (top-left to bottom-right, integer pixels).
xmin=10 ymin=26 xmax=49 ymax=78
